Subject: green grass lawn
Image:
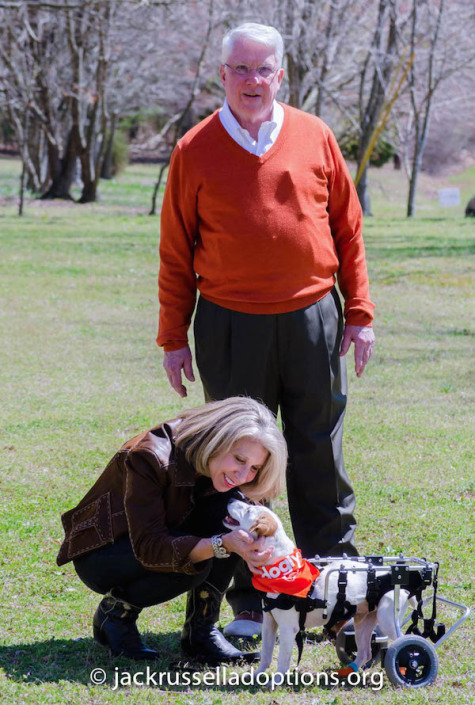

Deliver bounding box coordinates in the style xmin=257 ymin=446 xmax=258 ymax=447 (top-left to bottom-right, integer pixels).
xmin=0 ymin=157 xmax=473 ymax=704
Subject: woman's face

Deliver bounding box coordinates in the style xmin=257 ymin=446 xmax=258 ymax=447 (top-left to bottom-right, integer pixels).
xmin=208 ymin=437 xmax=269 ymax=493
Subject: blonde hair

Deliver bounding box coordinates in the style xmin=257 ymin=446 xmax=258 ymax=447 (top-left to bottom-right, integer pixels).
xmin=221 ymin=23 xmax=284 ymax=68
xmin=175 ymin=397 xmax=287 ymax=501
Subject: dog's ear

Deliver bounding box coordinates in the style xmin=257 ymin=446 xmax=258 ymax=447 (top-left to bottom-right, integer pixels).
xmin=249 ymin=512 xmax=278 ymax=537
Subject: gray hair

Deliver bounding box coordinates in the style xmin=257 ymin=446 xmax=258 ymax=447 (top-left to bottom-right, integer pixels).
xmin=175 ymin=397 xmax=287 ymax=502
xmin=221 ymin=23 xmax=284 ymax=68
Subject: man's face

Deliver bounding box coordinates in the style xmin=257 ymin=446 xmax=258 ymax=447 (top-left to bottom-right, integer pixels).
xmin=219 ymin=37 xmax=284 ymax=130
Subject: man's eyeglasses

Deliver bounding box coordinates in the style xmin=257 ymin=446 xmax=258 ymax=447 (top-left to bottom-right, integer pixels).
xmin=224 ymin=63 xmax=279 ymax=80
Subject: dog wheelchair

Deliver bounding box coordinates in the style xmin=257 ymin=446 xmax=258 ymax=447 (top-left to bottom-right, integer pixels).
xmin=310 ymin=554 xmax=470 ymax=688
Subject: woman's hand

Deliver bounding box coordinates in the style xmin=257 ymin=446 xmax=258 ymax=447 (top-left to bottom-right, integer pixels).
xmin=189 ymin=530 xmax=273 ymax=567
xmin=222 ymin=529 xmax=273 ymax=572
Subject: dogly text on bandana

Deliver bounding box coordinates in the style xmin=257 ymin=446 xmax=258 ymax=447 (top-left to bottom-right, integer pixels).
xmin=252 ymin=548 xmax=320 ymax=598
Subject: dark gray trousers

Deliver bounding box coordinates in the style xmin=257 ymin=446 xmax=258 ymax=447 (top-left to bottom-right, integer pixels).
xmin=194 ymin=289 xmax=357 ymax=614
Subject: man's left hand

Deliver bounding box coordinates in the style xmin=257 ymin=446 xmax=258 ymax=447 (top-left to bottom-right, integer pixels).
xmin=339 ymin=325 xmax=375 ymax=377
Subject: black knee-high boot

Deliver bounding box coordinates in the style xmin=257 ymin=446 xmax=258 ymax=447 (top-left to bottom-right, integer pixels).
xmin=93 ymin=590 xmax=160 ymax=660
xmin=180 ymin=582 xmax=259 ymax=665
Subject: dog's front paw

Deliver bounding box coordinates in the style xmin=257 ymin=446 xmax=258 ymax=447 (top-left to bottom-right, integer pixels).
xmin=272 ymin=672 xmax=286 ymax=687
xmin=252 ymin=669 xmax=287 ymax=689
xmin=252 ymin=666 xmax=269 ymax=684
xmin=251 ymin=667 xmax=269 ymax=688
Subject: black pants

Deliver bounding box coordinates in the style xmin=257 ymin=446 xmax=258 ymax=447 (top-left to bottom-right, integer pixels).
xmin=73 ymin=488 xmax=239 ymax=609
xmin=194 ymin=290 xmax=357 ymax=613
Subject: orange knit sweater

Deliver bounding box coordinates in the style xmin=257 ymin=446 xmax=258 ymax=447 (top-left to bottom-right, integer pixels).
xmin=158 ymin=104 xmax=374 ymax=351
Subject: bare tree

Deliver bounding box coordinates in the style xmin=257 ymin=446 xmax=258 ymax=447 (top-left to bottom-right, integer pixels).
xmin=149 ymin=0 xmax=217 ymax=215
xmin=66 ymin=1 xmax=114 ymax=202
xmin=0 ymin=5 xmax=45 ymax=196
xmin=0 ymin=0 xmax=178 ymax=204
xmin=0 ymin=1 xmax=117 ymax=200
xmin=401 ymin=0 xmax=475 ymax=216
xmin=278 ymin=0 xmax=315 ymax=109
xmin=354 ymin=0 xmax=398 ymax=214
xmin=273 ymin=0 xmax=363 ymax=118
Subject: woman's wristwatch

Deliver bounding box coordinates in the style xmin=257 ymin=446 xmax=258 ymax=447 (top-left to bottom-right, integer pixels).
xmin=211 ymin=533 xmax=230 ymax=559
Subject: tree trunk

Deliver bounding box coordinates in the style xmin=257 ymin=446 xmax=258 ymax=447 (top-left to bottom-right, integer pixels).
xmin=355 ymin=0 xmax=396 ymax=212
xmin=407 ymin=125 xmax=427 ymax=217
xmin=286 ymin=53 xmax=303 ymax=108
xmin=149 ymin=161 xmax=169 ymax=216
xmin=406 ymin=0 xmax=444 ymax=217
xmin=356 ymin=164 xmax=372 ymax=216
xmin=100 ymin=114 xmax=117 ymax=180
xmin=78 ymin=178 xmax=97 ymax=204
xmin=78 ymin=136 xmax=99 ymax=203
xmin=26 ymin=123 xmax=42 ymax=192
xmin=41 ymin=176 xmax=76 ymax=200
xmin=406 ymin=168 xmax=417 ymax=217
xmin=40 ymin=130 xmax=77 ymax=200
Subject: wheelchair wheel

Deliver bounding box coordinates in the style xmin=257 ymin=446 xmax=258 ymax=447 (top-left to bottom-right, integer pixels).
xmin=335 ymin=620 xmax=357 ymax=665
xmin=384 ymin=635 xmax=438 ymax=688
xmin=335 ymin=620 xmax=387 ymax=667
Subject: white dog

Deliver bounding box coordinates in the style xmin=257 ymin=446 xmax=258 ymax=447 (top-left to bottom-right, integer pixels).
xmin=224 ymin=499 xmax=412 ymax=682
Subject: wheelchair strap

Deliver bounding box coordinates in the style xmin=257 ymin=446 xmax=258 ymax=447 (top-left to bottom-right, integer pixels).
xmin=366 ymin=566 xmax=379 ymax=612
xmin=262 ymin=591 xmax=326 ymax=613
xmin=405 ymin=562 xmax=446 ymax=643
xmin=324 ymin=567 xmax=357 ymax=632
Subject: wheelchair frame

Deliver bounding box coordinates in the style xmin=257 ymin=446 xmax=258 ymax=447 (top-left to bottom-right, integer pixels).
xmin=311 ymin=554 xmax=470 ymax=688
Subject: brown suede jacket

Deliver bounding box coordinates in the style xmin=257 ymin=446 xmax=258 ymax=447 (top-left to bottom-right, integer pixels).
xmin=57 ymin=419 xmax=220 ymax=575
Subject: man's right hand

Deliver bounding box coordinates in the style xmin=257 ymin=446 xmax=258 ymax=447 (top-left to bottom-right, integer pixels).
xmin=163 ymin=346 xmax=195 ymax=398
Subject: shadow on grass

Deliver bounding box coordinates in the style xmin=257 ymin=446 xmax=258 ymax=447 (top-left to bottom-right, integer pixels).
xmin=0 ymin=633 xmax=179 ymax=687
xmin=0 ymin=633 xmax=367 ymax=693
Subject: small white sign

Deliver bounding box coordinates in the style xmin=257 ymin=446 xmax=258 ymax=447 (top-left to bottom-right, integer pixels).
xmin=438 ymin=188 xmax=461 ymax=207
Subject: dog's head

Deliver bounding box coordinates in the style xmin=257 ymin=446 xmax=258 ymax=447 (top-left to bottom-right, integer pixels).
xmin=223 ymin=499 xmax=294 ymax=561
xmin=224 ymin=500 xmax=278 ymax=537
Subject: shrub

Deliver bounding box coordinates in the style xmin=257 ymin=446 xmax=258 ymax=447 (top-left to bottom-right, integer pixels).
xmin=339 ymin=130 xmax=395 ymax=167
xmin=112 ymin=130 xmax=129 ymax=176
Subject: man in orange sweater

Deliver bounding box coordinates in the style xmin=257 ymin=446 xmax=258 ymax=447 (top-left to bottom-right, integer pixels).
xmin=158 ymin=23 xmax=375 ymax=651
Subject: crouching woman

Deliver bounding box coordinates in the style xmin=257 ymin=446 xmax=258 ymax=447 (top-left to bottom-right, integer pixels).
xmin=56 ymin=397 xmax=286 ymax=663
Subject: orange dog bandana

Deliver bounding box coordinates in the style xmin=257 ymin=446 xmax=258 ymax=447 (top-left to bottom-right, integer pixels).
xmin=252 ymin=548 xmax=320 ymax=598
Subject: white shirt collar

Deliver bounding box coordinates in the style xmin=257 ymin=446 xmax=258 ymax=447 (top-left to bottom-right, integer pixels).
xmin=219 ymin=99 xmax=284 ymax=156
